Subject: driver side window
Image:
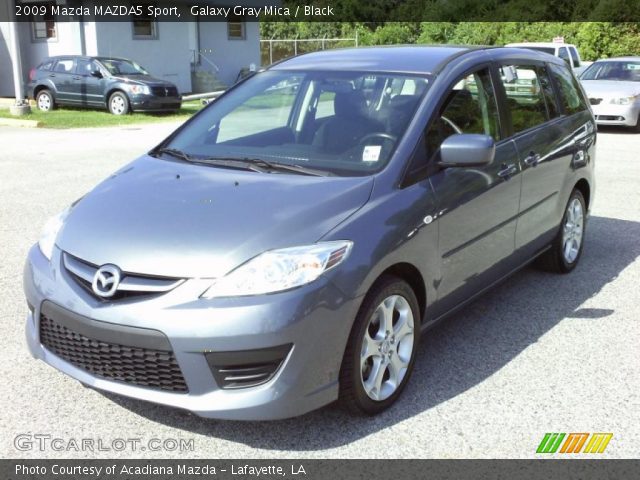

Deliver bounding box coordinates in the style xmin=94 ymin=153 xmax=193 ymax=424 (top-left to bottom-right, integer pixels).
xmin=426 ymin=68 xmax=499 ymax=162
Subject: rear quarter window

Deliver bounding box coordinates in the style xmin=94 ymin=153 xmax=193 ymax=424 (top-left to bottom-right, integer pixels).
xmin=549 ymin=64 xmax=588 ymax=115
xmin=39 ymin=60 xmax=54 ymax=71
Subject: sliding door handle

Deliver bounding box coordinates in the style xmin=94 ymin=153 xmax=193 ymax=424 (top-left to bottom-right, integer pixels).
xmin=524 ymin=152 xmax=541 ymax=167
xmin=498 ymin=163 xmax=518 ymax=179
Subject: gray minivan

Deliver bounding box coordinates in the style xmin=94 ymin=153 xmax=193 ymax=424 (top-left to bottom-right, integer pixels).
xmin=23 ymin=46 xmax=595 ymax=420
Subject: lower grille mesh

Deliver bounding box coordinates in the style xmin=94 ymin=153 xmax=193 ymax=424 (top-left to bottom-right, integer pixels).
xmin=39 ymin=314 xmax=188 ymax=393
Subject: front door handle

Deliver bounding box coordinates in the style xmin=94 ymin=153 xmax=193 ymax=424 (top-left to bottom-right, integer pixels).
xmin=72 ymin=76 xmax=81 ymax=80
xmin=498 ymin=163 xmax=518 ymax=179
xmin=48 ymin=73 xmax=56 ymax=78
xmin=524 ymin=152 xmax=541 ymax=167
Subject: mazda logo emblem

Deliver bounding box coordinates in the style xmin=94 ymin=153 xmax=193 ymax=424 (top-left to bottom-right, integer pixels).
xmin=92 ymin=264 xmax=121 ymax=298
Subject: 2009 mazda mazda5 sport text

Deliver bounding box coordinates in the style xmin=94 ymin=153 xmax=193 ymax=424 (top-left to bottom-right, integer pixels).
xmin=24 ymin=46 xmax=595 ymax=420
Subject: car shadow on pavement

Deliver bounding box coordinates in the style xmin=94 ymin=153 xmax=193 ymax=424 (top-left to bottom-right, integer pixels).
xmin=103 ymin=215 xmax=640 ymax=451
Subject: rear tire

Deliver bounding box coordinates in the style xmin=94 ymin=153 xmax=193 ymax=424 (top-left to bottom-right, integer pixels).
xmin=339 ymin=275 xmax=420 ymax=415
xmin=36 ymin=89 xmax=55 ymax=112
xmin=108 ymin=91 xmax=129 ymax=115
xmin=536 ymin=189 xmax=586 ymax=273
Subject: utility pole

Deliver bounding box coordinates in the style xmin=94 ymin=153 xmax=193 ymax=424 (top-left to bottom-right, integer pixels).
xmin=8 ymin=0 xmax=31 ymax=115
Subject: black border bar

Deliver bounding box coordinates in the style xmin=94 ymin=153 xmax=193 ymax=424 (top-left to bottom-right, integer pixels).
xmin=3 ymin=459 xmax=640 ymax=480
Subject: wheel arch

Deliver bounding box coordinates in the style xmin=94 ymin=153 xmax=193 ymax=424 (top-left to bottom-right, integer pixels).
xmin=574 ymin=178 xmax=591 ymax=209
xmin=105 ymin=88 xmax=128 ymax=105
xmin=372 ymin=262 xmax=426 ymax=324
xmin=33 ymin=84 xmax=52 ymax=99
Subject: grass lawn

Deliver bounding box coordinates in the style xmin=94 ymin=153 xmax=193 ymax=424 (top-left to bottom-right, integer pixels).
xmin=0 ymin=100 xmax=203 ymax=129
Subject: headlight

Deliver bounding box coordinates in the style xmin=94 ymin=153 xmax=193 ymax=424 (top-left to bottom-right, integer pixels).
xmin=610 ymin=94 xmax=639 ymax=105
xmin=127 ymin=84 xmax=150 ymax=95
xmin=201 ymin=241 xmax=353 ymax=298
xmin=38 ymin=208 xmax=70 ymax=261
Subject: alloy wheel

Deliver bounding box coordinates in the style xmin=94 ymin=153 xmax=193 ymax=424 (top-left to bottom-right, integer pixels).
xmin=562 ymin=197 xmax=584 ymax=264
xmin=360 ymin=294 xmax=415 ymax=401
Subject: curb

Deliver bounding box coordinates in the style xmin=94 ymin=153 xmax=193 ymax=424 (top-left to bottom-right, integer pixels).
xmin=0 ymin=117 xmax=41 ymax=128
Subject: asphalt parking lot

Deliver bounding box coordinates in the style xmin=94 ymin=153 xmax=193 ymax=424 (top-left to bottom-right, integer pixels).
xmin=1 ymin=123 xmax=638 ymax=458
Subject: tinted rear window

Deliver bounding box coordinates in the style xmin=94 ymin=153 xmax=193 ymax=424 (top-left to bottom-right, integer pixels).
xmin=549 ymin=64 xmax=588 ymax=115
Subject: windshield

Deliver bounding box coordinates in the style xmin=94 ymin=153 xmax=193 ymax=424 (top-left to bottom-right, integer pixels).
xmin=581 ymin=61 xmax=640 ymax=81
xmin=99 ymin=58 xmax=149 ymax=76
xmin=164 ymin=70 xmax=431 ymax=176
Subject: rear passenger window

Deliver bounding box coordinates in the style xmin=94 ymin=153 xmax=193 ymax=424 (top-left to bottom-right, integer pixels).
xmin=558 ymin=48 xmax=571 ymax=66
xmin=53 ymin=59 xmax=74 ymax=74
xmin=498 ymin=65 xmax=549 ymax=134
xmin=315 ymin=91 xmax=335 ymax=119
xmin=549 ymin=64 xmax=588 ymax=115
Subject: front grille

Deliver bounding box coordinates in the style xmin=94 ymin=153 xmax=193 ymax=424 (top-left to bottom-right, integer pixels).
xmin=589 ymin=97 xmax=602 ymax=105
xmin=40 ymin=311 xmax=188 ymax=393
xmin=205 ymin=344 xmax=292 ymax=389
xmin=63 ymin=253 xmax=184 ymax=301
xmin=151 ymin=86 xmax=178 ymax=97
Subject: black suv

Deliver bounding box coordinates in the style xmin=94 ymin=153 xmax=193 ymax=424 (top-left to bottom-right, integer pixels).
xmin=28 ymin=56 xmax=181 ymax=115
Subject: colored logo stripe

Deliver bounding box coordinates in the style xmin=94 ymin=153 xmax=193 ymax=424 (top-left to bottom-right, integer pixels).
xmin=537 ymin=433 xmax=613 ymax=454
xmin=583 ymin=433 xmax=613 ymax=453
xmin=560 ymin=433 xmax=589 ymax=453
xmin=537 ymin=433 xmax=565 ymax=453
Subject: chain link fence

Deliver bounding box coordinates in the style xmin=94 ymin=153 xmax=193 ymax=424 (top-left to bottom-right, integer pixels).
xmin=260 ymin=36 xmax=359 ymax=66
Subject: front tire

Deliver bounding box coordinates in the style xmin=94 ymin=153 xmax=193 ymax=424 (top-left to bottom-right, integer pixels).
xmin=536 ymin=189 xmax=586 ymax=273
xmin=36 ymin=89 xmax=55 ymax=112
xmin=108 ymin=91 xmax=130 ymax=115
xmin=339 ymin=276 xmax=420 ymax=415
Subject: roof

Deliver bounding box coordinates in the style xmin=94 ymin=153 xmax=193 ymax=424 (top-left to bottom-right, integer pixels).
xmin=269 ymin=45 xmax=477 ymax=75
xmin=506 ymin=42 xmax=576 ymax=48
xmin=590 ymin=56 xmax=640 ymax=62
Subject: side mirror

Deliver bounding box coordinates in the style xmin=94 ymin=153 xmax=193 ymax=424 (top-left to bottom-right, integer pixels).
xmin=90 ymin=69 xmax=102 ymax=78
xmin=438 ymin=134 xmax=495 ymax=168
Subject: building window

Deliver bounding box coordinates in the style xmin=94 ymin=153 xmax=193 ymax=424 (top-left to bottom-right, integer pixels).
xmin=32 ymin=17 xmax=56 ymax=41
xmin=227 ymin=18 xmax=245 ymax=40
xmin=132 ymin=13 xmax=157 ymax=39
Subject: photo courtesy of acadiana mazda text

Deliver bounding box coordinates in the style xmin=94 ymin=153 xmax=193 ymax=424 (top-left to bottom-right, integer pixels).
xmin=23 ymin=46 xmax=596 ymax=420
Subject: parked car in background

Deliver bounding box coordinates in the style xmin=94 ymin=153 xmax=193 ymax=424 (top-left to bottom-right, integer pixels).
xmin=506 ymin=42 xmax=587 ymax=75
xmin=24 ymin=46 xmax=595 ymax=420
xmin=579 ymin=57 xmax=640 ymax=132
xmin=28 ymin=56 xmax=181 ymax=115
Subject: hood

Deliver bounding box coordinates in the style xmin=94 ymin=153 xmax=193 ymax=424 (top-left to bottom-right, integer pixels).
xmin=580 ymin=80 xmax=640 ymax=99
xmin=57 ymin=156 xmax=373 ymax=278
xmin=115 ymin=74 xmax=175 ymax=87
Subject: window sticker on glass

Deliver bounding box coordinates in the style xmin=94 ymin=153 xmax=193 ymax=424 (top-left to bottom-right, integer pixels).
xmin=362 ymin=145 xmax=382 ymax=162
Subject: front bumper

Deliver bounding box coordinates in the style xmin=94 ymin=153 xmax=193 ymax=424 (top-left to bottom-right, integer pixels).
xmin=130 ymin=93 xmax=181 ymax=112
xmin=590 ymin=102 xmax=640 ymax=127
xmin=24 ymin=244 xmax=361 ymax=420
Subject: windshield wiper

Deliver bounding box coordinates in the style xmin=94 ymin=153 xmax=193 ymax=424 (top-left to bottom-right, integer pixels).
xmin=153 ymin=147 xmax=192 ymax=162
xmin=152 ymin=148 xmax=266 ymax=173
xmin=152 ymin=150 xmax=331 ymax=176
xmin=206 ymin=157 xmax=332 ymax=177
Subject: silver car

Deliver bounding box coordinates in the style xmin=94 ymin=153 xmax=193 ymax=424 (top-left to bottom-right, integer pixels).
xmin=23 ymin=46 xmax=596 ymax=420
xmin=580 ymin=57 xmax=640 ymax=131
